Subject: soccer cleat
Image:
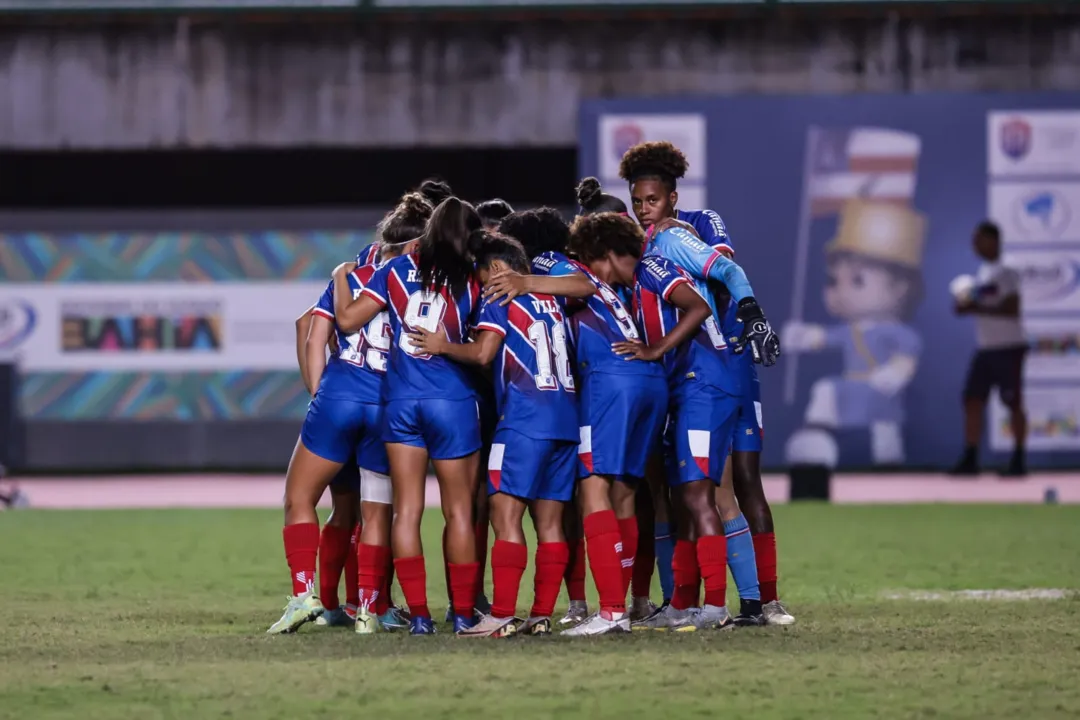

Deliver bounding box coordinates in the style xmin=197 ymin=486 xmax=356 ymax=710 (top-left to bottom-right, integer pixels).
xmin=314 ymin=606 xmax=355 ymax=628
xmin=452 ymin=614 xmax=477 ymax=634
xmin=457 ymin=614 xmax=519 ymax=638
xmin=671 ymin=605 xmax=734 ymax=632
xmin=632 ymin=602 xmax=687 ymax=631
xmin=354 ymin=605 xmax=380 ymax=635
xmin=630 ymin=596 xmax=658 ymax=622
xmin=762 ymin=599 xmax=796 ymax=626
xmin=378 ymin=606 xmax=410 ymax=631
xmin=734 ymin=599 xmax=765 ymax=627
xmin=560 ymin=610 xmax=631 ymax=637
xmin=409 ymin=616 xmax=437 ymax=635
xmin=266 ymin=591 xmax=325 ymax=634
xmin=518 ymin=616 xmax=552 ymax=636
xmin=558 ymin=600 xmax=589 ymax=627
xmin=474 ymin=594 xmax=492 ymax=617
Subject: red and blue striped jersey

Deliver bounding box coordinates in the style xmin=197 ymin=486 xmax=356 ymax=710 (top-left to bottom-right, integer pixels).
xmin=532 ymin=251 xmax=663 ymax=379
xmin=632 ymin=254 xmax=743 ymax=397
xmin=356 ymin=243 xmax=380 ymax=266
xmin=474 ymin=293 xmax=578 ymax=442
xmin=311 ymin=264 xmax=389 ymax=404
xmin=361 ymin=253 xmax=482 ymax=402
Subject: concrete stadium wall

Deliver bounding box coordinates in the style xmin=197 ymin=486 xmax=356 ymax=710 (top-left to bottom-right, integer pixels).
xmin=2 ymin=12 xmax=1080 ymax=148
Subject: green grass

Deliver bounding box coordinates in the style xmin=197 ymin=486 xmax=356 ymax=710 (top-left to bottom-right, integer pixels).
xmin=2 ymin=504 xmax=1080 ymax=719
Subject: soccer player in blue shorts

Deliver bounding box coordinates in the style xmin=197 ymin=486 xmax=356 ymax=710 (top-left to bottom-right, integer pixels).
xmin=409 ymin=232 xmax=578 ymax=638
xmin=619 ymin=140 xmax=795 ymax=625
xmin=570 ymin=213 xmax=741 ymax=631
xmin=268 ymin=192 xmax=430 ymax=635
xmin=332 ymin=197 xmax=486 ymax=636
xmin=489 ymin=206 xmax=664 ymax=631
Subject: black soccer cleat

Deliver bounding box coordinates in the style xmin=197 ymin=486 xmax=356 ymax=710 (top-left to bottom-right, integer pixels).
xmin=734 ymin=599 xmax=766 ymax=627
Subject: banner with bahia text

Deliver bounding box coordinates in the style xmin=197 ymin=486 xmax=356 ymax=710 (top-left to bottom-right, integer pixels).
xmin=580 ymin=92 xmax=1080 ymax=470
xmin=0 ymin=231 xmax=370 ymax=421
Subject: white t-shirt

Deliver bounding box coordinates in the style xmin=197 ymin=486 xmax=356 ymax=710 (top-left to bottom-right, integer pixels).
xmin=973 ymin=261 xmax=1026 ymax=350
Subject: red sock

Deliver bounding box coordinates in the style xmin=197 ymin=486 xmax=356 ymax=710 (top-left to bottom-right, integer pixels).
xmin=449 ymin=562 xmax=480 ymax=618
xmin=632 ymin=520 xmax=655 ymax=600
xmin=696 ymin=534 xmax=728 ymax=609
xmin=753 ymin=532 xmax=778 ymax=603
xmin=474 ymin=521 xmax=489 ymax=600
xmin=394 ymin=555 xmax=430 ymax=619
xmin=356 ymin=542 xmax=388 ymax=612
xmin=617 ymin=517 xmax=639 ymax=600
xmin=671 ymin=540 xmax=701 ymax=611
xmin=317 ymin=525 xmax=351 ymax=610
xmin=283 ymin=523 xmax=320 ymax=596
xmin=564 ymin=536 xmax=587 ymax=602
xmin=490 ymin=540 xmax=528 ymax=619
xmin=377 ymin=550 xmax=395 ymax=615
xmin=345 ymin=524 xmax=360 ymax=608
xmin=531 ymin=542 xmax=569 ymax=618
xmin=584 ymin=510 xmax=626 ymax=613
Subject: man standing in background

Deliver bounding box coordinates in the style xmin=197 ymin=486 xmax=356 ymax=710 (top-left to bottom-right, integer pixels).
xmin=950 ymin=221 xmax=1027 ymax=477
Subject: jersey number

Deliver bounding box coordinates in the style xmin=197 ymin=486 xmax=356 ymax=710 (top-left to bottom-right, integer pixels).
xmin=362 ymin=311 xmax=392 ymax=370
xmin=401 ymin=291 xmax=448 ymax=358
xmin=597 ymin=283 xmax=639 ymax=341
xmin=528 ymin=321 xmax=575 ymax=391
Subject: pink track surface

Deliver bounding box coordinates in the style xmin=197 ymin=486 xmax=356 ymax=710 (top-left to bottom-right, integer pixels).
xmin=7 ymin=472 xmax=1080 ymax=509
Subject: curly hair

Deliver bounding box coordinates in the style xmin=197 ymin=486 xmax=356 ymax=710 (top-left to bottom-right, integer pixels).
xmin=568 ymin=212 xmax=645 ymax=264
xmin=377 ymin=192 xmax=432 ymax=256
xmin=470 ymin=231 xmax=530 ymax=275
xmin=575 ymin=177 xmax=627 ymax=216
xmin=617 ymin=141 xmax=689 ymax=189
xmin=498 ymin=207 xmax=569 ymax=259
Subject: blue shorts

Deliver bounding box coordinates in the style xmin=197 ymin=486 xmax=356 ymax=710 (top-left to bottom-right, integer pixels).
xmin=488 ymin=428 xmax=577 ymax=503
xmin=329 ymin=462 xmax=361 ymax=492
xmin=577 ymin=372 xmax=667 ymax=482
xmin=667 ymin=384 xmax=741 ymax=486
xmin=301 ymin=394 xmax=389 ymax=474
xmin=731 ymin=376 xmax=763 ymax=454
xmin=382 ymin=397 xmax=482 ymax=461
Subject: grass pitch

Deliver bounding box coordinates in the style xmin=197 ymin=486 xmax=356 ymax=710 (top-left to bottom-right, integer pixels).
xmin=2 ymin=504 xmax=1079 ymax=719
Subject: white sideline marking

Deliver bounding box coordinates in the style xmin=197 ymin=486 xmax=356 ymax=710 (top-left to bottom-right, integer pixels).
xmin=883 ymin=589 xmax=1075 ymax=601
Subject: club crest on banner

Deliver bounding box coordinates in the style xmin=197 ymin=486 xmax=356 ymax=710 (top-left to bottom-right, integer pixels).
xmin=1000 ymin=118 xmax=1032 ymax=160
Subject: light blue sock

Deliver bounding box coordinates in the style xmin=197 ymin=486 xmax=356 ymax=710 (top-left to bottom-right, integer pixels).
xmin=655 ymin=521 xmax=675 ymax=602
xmin=724 ymin=514 xmax=760 ymax=601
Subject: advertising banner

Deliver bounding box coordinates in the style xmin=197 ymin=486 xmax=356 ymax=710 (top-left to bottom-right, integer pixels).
xmin=580 ymin=92 xmax=1080 ymax=469
xmin=0 ymin=230 xmax=370 ymax=421
xmin=0 ymin=283 xmax=324 ymax=372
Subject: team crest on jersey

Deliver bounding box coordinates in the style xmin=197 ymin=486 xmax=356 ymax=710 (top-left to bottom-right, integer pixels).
xmin=612 ymin=124 xmax=644 ymax=161
xmin=1000 ymin=118 xmax=1032 ymax=160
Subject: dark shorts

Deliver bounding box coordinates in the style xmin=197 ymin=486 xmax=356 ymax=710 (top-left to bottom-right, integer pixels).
xmin=963 ymin=346 xmax=1027 ymax=406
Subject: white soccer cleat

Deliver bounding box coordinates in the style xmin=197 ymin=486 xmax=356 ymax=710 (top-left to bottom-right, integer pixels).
xmin=670 ymin=604 xmax=734 ymax=632
xmin=266 ymin=591 xmax=325 ymax=634
xmin=354 ymin=605 xmax=381 ymax=635
xmin=762 ymin=600 xmax=796 ymax=626
xmin=560 ymin=610 xmax=630 ymax=637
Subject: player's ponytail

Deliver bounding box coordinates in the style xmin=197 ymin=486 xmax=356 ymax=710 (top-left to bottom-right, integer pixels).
xmin=576 ymin=177 xmax=627 ymax=216
xmin=378 ymin=192 xmax=433 ymax=259
xmin=418 ymin=196 xmax=480 ymax=296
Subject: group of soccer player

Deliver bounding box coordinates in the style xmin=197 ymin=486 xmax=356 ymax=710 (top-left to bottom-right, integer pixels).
xmin=269 ymin=140 xmax=796 ymax=638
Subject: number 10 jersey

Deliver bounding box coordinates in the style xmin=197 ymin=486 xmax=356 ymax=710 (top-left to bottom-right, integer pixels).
xmin=360 ymin=253 xmax=482 ymax=403
xmin=473 ymin=293 xmax=578 ymax=443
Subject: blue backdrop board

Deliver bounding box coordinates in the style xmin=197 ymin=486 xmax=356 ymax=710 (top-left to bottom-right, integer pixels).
xmin=579 ymin=93 xmax=1080 ymax=470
